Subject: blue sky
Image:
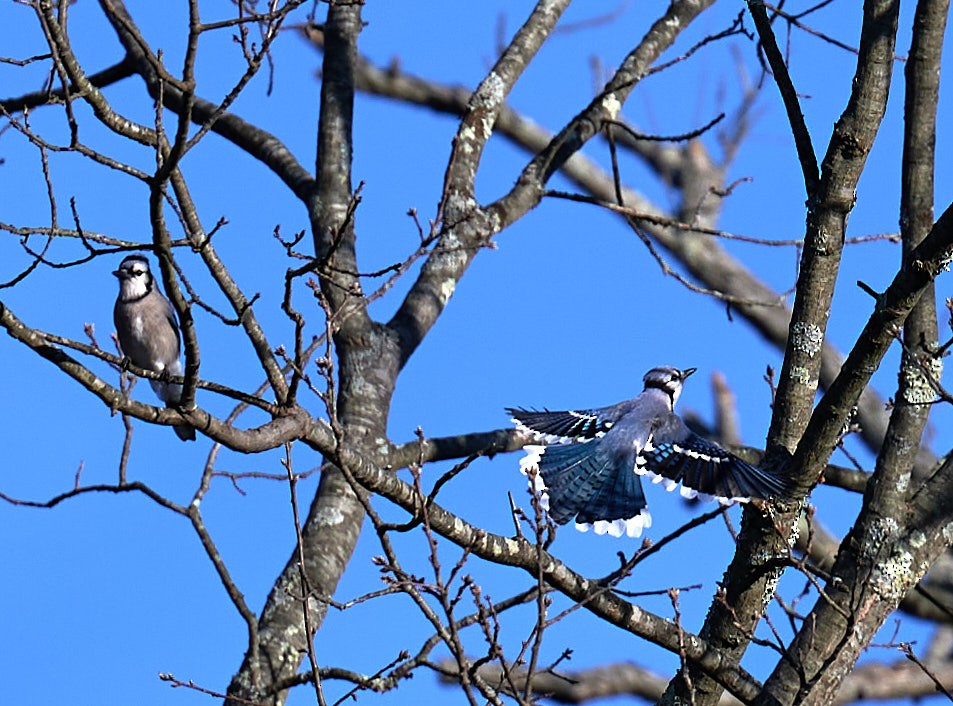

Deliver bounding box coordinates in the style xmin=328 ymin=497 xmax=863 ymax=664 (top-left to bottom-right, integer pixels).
xmin=3 ymin=2 xmax=952 ymax=705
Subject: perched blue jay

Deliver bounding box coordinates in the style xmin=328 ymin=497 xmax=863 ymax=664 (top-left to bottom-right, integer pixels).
xmin=508 ymin=366 xmax=788 ymax=538
xmin=113 ymin=255 xmax=196 ymax=441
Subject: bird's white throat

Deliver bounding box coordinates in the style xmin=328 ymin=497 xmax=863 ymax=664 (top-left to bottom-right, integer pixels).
xmin=120 ymin=274 xmax=150 ymax=301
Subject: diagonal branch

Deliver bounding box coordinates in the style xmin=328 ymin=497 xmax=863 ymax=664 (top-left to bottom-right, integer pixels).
xmin=33 ymin=0 xmax=156 ymax=146
xmin=793 ymin=199 xmax=953 ymax=483
xmin=313 ymin=438 xmax=768 ymax=704
xmin=441 ymin=0 xmax=573 ymax=201
xmin=670 ymin=3 xmax=904 ymax=705
xmin=766 ymin=0 xmax=902 ymax=462
xmin=759 ymin=451 xmax=953 ymax=706
xmin=388 ymin=0 xmax=715 ymax=368
xmin=745 ymin=0 xmax=819 ymax=195
xmin=858 ymin=0 xmax=948 ymax=574
xmin=98 ymin=0 xmax=315 ymax=199
xmin=0 ymin=301 xmax=322 ymax=452
xmin=388 ymin=0 xmax=572 ymax=367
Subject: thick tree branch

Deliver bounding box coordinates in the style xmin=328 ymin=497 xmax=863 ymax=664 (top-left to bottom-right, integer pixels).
xmin=388 ymin=0 xmax=572 ymax=367
xmin=760 ymin=452 xmax=953 ymax=706
xmin=793 ymin=200 xmax=953 ymax=484
xmin=228 ymin=5 xmax=388 ymax=706
xmin=849 ymin=0 xmax=949 ymax=648
xmin=309 ymin=1 xmax=367 ymax=328
xmin=747 ymin=15 xmax=952 ymax=691
xmin=386 ymin=429 xmax=526 ymax=470
xmin=441 ymin=654 xmax=953 ymax=705
xmin=766 ymin=0 xmax=901 ymax=465
xmin=671 ymin=4 xmax=903 ymax=704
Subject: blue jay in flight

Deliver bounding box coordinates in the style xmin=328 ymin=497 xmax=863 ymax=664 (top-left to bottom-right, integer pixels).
xmin=508 ymin=366 xmax=788 ymax=538
xmin=113 ymin=255 xmax=196 ymax=441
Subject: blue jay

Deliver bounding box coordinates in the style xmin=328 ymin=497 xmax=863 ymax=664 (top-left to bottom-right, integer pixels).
xmin=508 ymin=366 xmax=788 ymax=538
xmin=113 ymin=255 xmax=196 ymax=441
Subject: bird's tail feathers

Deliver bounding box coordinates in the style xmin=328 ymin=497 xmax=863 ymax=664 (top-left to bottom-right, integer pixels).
xmin=173 ymin=423 xmax=196 ymax=442
xmin=150 ymin=379 xmax=182 ymax=405
xmin=150 ymin=357 xmax=185 ymax=405
xmin=148 ymin=367 xmax=194 ymax=441
xmin=519 ymin=439 xmax=649 ymax=536
xmin=576 ymin=513 xmax=651 ymax=538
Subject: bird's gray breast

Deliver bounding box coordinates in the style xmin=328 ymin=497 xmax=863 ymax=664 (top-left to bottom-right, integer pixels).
xmin=114 ymin=295 xmax=180 ymax=372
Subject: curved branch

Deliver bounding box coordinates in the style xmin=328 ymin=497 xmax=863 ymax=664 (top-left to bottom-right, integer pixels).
xmin=97 ymin=0 xmax=314 ymax=199
xmin=0 ymin=56 xmax=137 ymax=113
xmin=0 ymin=300 xmax=325 ymax=452
xmin=314 ymin=440 xmax=767 ymax=704
xmin=34 ymin=0 xmax=156 ymax=145
xmin=388 ymin=0 xmax=572 ymax=366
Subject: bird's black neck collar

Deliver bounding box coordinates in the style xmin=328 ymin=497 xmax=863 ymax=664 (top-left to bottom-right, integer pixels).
xmin=644 ymin=379 xmax=677 ymax=405
xmin=121 ymin=272 xmax=154 ymax=303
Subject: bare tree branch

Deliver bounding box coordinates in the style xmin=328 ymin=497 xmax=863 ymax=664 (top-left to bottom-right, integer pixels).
xmin=388 ymin=0 xmax=573 ymax=366
xmin=745 ymin=0 xmax=819 ymax=195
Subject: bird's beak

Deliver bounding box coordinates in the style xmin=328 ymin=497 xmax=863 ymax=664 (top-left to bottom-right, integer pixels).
xmin=681 ymin=367 xmax=697 ymax=379
xmin=112 ymin=269 xmax=123 ymax=279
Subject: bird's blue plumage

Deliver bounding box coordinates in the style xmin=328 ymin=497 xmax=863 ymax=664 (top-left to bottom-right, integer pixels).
xmin=510 ymin=365 xmax=790 ymax=538
xmin=504 ymin=407 xmax=614 ymax=441
xmin=526 ymin=439 xmax=647 ymax=525
xmin=639 ymin=436 xmax=788 ymax=500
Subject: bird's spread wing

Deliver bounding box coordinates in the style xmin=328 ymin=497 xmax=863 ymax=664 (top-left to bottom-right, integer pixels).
xmin=507 ymin=406 xmax=616 ymax=442
xmin=637 ymin=430 xmax=789 ymax=502
xmin=509 ymin=398 xmax=788 ymax=539
xmin=519 ymin=437 xmax=650 ymax=538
